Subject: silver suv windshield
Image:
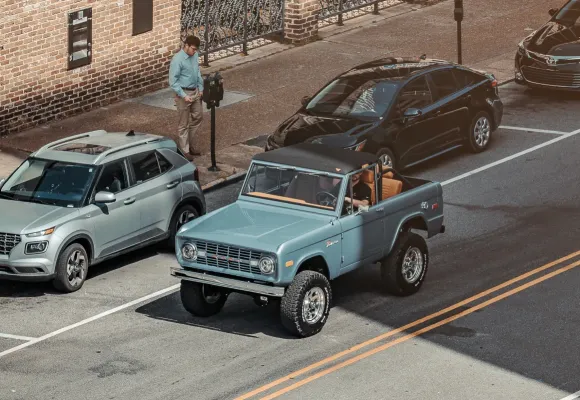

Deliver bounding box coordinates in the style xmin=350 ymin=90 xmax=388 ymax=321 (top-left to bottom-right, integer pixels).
xmin=0 ymin=158 xmax=97 ymax=208
xmin=241 ymin=163 xmax=343 ymax=211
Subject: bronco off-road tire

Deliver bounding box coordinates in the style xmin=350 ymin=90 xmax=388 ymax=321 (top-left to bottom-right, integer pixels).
xmin=381 ymin=231 xmax=429 ymax=296
xmin=180 ymin=281 xmax=228 ymax=317
xmin=53 ymin=243 xmax=89 ymax=293
xmin=280 ymin=271 xmax=332 ymax=338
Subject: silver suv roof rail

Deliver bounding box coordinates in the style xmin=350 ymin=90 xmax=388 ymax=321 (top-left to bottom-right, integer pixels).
xmin=93 ymin=137 xmax=165 ymax=163
xmin=33 ymin=130 xmax=108 ymax=155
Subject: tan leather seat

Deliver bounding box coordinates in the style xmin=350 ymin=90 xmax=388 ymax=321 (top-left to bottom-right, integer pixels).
xmin=381 ymin=176 xmax=402 ymax=200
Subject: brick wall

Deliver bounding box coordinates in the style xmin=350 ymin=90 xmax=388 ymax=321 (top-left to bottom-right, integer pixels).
xmin=0 ymin=0 xmax=181 ymax=136
xmin=284 ymin=0 xmax=321 ymax=43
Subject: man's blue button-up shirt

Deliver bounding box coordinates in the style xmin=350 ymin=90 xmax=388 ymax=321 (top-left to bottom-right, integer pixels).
xmin=169 ymin=49 xmax=204 ymax=98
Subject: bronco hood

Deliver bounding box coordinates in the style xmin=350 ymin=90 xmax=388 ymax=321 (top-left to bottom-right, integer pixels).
xmin=524 ymin=22 xmax=580 ymax=55
xmin=268 ymin=112 xmax=378 ymax=148
xmin=176 ymin=200 xmax=333 ymax=253
xmin=0 ymin=199 xmax=77 ymax=235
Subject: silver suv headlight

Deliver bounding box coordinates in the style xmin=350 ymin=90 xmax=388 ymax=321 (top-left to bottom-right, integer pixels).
xmin=258 ymin=256 xmax=276 ymax=274
xmin=181 ymin=242 xmax=198 ymax=261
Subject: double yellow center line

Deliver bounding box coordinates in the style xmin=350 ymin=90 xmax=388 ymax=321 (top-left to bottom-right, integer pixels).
xmin=236 ymin=249 xmax=580 ymax=400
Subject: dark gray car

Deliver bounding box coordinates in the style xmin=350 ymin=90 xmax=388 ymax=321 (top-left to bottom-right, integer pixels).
xmin=0 ymin=130 xmax=206 ymax=292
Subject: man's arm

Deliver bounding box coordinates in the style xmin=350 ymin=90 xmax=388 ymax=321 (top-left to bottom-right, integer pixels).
xmin=169 ymin=55 xmax=186 ymax=98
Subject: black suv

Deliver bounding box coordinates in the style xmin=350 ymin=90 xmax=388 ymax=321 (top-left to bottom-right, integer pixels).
xmin=265 ymin=56 xmax=504 ymax=170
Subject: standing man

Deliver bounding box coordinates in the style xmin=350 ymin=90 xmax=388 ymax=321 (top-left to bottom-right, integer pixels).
xmin=169 ymin=35 xmax=204 ymax=161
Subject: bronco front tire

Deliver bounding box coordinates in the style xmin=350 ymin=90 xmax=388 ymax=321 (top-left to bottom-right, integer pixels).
xmin=180 ymin=281 xmax=228 ymax=317
xmin=381 ymin=231 xmax=429 ymax=296
xmin=280 ymin=271 xmax=331 ymax=338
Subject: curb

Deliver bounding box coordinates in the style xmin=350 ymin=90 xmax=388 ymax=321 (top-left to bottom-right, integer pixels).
xmin=499 ymin=78 xmax=515 ymax=86
xmin=201 ymin=170 xmax=248 ymax=193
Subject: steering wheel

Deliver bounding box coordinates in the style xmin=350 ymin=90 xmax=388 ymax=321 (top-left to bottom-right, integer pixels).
xmin=316 ymin=191 xmax=337 ymax=207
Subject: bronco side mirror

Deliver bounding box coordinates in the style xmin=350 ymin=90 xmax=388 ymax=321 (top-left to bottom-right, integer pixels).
xmin=94 ymin=191 xmax=116 ymax=204
xmin=301 ymin=96 xmax=311 ymax=107
xmin=549 ymin=7 xmax=558 ymax=16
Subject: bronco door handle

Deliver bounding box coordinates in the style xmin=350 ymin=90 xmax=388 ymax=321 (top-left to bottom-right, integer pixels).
xmin=124 ymin=197 xmax=136 ymax=205
xmin=166 ymin=181 xmax=180 ymax=189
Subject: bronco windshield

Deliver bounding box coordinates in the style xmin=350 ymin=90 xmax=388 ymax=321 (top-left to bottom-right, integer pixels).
xmin=241 ymin=163 xmax=344 ymax=211
xmin=0 ymin=158 xmax=97 ymax=208
xmin=305 ymin=78 xmax=399 ymax=119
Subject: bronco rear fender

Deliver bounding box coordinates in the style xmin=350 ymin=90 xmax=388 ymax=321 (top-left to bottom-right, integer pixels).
xmin=386 ymin=213 xmax=428 ymax=255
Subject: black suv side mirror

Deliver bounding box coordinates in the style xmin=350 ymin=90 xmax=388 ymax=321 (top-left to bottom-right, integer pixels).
xmin=301 ymin=96 xmax=311 ymax=107
xmin=403 ymin=108 xmax=422 ymax=123
xmin=549 ymin=7 xmax=558 ymax=16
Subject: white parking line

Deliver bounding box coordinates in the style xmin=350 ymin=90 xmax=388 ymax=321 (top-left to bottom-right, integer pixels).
xmin=442 ymin=128 xmax=580 ymax=186
xmin=499 ymin=125 xmax=568 ymax=135
xmin=1 ymin=127 xmax=580 ymax=360
xmin=0 ymin=284 xmax=179 ymax=359
xmin=559 ymin=390 xmax=580 ymax=400
xmin=0 ymin=333 xmax=36 ymax=341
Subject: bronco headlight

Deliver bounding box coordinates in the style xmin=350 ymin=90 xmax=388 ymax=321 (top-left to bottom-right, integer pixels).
xmin=258 ymin=256 xmax=276 ymax=274
xmin=26 ymin=227 xmax=55 ymax=237
xmin=181 ymin=242 xmax=198 ymax=261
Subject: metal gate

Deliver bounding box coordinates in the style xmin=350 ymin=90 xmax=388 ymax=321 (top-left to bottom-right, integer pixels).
xmin=181 ymin=0 xmax=285 ymax=65
xmin=318 ymin=0 xmax=402 ymax=27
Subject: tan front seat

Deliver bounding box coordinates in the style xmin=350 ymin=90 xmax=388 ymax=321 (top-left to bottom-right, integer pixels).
xmin=381 ymin=175 xmax=402 ymax=200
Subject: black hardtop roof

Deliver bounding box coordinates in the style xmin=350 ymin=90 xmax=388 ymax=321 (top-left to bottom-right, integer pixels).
xmin=252 ymin=143 xmax=378 ymax=175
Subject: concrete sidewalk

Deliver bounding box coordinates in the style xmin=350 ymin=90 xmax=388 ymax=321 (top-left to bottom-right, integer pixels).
xmin=0 ymin=0 xmax=562 ymax=189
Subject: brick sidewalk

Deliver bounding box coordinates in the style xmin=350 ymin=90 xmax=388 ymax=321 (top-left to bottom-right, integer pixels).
xmin=0 ymin=0 xmax=562 ymax=185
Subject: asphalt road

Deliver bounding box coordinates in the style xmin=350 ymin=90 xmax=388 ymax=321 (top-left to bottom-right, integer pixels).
xmin=1 ymin=82 xmax=580 ymax=400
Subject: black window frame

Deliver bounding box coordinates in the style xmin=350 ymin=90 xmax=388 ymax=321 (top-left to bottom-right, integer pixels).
xmin=393 ymin=75 xmax=434 ymax=117
xmin=67 ymin=8 xmax=93 ymax=70
xmin=89 ymin=158 xmax=131 ymax=202
xmin=426 ymin=67 xmax=461 ymax=101
xmin=127 ymin=150 xmax=173 ymax=187
xmin=132 ymin=0 xmax=154 ymax=36
xmin=452 ymin=67 xmax=487 ymax=88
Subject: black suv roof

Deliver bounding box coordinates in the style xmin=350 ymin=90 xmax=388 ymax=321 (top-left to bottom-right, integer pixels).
xmin=340 ymin=56 xmax=453 ymax=80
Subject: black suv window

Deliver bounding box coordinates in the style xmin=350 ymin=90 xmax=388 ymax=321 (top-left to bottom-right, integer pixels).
xmin=96 ymin=161 xmax=128 ymax=194
xmin=429 ymin=69 xmax=459 ymax=100
xmin=130 ymin=151 xmax=162 ymax=183
xmin=395 ymin=76 xmax=433 ymax=114
xmin=453 ymin=69 xmax=486 ymax=87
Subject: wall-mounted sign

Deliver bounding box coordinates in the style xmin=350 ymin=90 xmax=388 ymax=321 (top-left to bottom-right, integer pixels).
xmin=133 ymin=0 xmax=153 ymax=36
xmin=67 ymin=8 xmax=92 ymax=70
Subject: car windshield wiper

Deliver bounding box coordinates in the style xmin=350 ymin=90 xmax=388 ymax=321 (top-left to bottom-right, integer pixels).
xmin=26 ymin=197 xmax=55 ymax=206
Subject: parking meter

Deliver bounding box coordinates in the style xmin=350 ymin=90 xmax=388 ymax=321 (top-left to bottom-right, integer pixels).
xmin=201 ymin=72 xmax=225 ymax=172
xmin=454 ymin=0 xmax=463 ymax=22
xmin=214 ymin=72 xmax=224 ymax=107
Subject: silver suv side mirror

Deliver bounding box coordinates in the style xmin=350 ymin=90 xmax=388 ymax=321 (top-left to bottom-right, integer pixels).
xmin=95 ymin=191 xmax=116 ymax=204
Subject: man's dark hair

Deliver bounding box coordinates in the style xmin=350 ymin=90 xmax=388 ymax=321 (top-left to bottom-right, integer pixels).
xmin=184 ymin=35 xmax=201 ymax=47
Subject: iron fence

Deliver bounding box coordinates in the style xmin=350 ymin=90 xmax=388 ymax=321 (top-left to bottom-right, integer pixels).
xmin=181 ymin=0 xmax=285 ymax=65
xmin=318 ymin=0 xmax=403 ymax=27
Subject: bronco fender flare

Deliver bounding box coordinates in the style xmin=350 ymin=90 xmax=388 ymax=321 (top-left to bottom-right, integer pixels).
xmin=386 ymin=213 xmax=428 ymax=255
xmin=291 ymin=251 xmax=333 ymax=281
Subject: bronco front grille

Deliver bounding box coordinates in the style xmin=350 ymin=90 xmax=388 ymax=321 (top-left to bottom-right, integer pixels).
xmin=191 ymin=240 xmax=267 ymax=275
xmin=521 ymin=66 xmax=580 ymax=87
xmin=0 ymin=232 xmax=21 ymax=255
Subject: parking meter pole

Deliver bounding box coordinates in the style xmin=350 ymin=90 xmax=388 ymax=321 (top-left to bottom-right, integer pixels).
xmin=454 ymin=0 xmax=463 ymax=64
xmin=208 ymin=101 xmax=219 ymax=172
xmin=457 ymin=21 xmax=462 ymax=64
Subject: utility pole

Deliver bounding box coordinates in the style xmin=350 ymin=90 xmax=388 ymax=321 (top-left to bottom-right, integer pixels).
xmin=454 ymin=0 xmax=464 ymax=64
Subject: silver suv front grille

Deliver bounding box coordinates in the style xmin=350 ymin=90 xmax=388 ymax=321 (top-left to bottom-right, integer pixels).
xmin=0 ymin=232 xmax=21 ymax=255
xmin=192 ymin=240 xmax=266 ymax=275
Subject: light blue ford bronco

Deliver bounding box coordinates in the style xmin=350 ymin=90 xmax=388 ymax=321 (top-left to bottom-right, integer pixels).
xmin=171 ymin=143 xmax=445 ymax=337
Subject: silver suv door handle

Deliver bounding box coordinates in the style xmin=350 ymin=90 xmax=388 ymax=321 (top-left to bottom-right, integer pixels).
xmin=376 ymin=207 xmax=384 ymax=212
xmin=124 ymin=197 xmax=136 ymax=205
xmin=167 ymin=181 xmax=179 ymax=189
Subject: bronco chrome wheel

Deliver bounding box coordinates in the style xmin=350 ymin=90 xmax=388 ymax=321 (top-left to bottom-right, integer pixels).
xmin=402 ymin=246 xmax=424 ymax=284
xmin=474 ymin=116 xmax=491 ymax=148
xmin=302 ymin=287 xmax=326 ymax=324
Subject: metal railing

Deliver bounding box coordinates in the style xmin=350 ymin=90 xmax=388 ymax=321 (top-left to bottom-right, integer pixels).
xmin=181 ymin=0 xmax=285 ymax=66
xmin=318 ymin=0 xmax=403 ymax=27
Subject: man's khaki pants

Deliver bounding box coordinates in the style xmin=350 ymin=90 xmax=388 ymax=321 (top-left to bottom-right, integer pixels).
xmin=176 ymin=89 xmax=203 ymax=154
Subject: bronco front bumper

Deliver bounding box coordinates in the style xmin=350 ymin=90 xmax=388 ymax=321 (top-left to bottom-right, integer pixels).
xmin=170 ymin=267 xmax=286 ymax=297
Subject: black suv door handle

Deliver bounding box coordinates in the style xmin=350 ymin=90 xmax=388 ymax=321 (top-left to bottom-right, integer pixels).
xmin=166 ymin=181 xmax=180 ymax=189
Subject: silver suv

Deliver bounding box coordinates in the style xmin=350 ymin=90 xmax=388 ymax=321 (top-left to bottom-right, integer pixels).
xmin=0 ymin=130 xmax=206 ymax=292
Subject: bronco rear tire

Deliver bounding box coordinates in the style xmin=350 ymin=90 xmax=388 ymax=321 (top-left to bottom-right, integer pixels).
xmin=280 ymin=271 xmax=331 ymax=338
xmin=381 ymin=231 xmax=428 ymax=296
xmin=180 ymin=281 xmax=228 ymax=317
